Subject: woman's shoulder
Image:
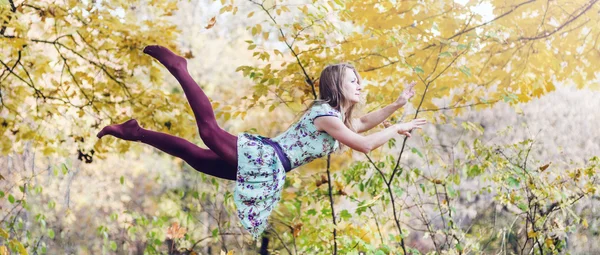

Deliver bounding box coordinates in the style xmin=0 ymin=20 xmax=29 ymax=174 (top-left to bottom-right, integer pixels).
xmin=310 ymin=101 xmax=341 ymax=118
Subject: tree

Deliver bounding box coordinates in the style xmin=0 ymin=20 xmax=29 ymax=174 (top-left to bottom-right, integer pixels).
xmin=225 ymin=0 xmax=600 ymax=253
xmin=0 ymin=0 xmax=190 ymax=157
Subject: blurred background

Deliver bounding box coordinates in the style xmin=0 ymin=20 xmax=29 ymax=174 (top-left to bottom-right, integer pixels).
xmin=1 ymin=0 xmax=599 ymax=254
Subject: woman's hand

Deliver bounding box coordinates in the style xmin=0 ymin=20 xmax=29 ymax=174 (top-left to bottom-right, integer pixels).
xmin=395 ymin=118 xmax=427 ymax=138
xmin=395 ymin=81 xmax=417 ymax=106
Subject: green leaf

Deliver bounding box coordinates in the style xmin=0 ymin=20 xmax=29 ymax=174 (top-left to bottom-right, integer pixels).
xmin=507 ymin=176 xmax=520 ymax=188
xmin=306 ymin=209 xmax=317 ymax=216
xmin=356 ymin=204 xmax=367 ymax=216
xmin=212 ymin=228 xmax=219 ymax=238
xmin=459 ymin=66 xmax=471 ymax=77
xmin=411 ymin=148 xmax=423 ymax=158
xmin=394 ymin=187 xmax=405 ymax=197
xmin=48 ymin=229 xmax=55 ymax=239
xmin=110 ymin=240 xmax=117 ymax=251
xmin=387 ymin=138 xmax=396 ymax=148
xmin=414 ymin=66 xmax=424 ymax=74
xmin=8 ymin=194 xmax=14 ymax=204
xmin=503 ymin=93 xmax=518 ymax=103
xmin=120 ymin=176 xmax=124 ymax=185
xmin=439 ymin=52 xmax=452 ymax=57
xmin=447 ymin=185 xmax=458 ymax=198
xmin=467 ymin=165 xmax=482 ymax=177
xmin=340 ymin=210 xmax=352 ymax=220
xmin=455 ymin=242 xmax=464 ymax=252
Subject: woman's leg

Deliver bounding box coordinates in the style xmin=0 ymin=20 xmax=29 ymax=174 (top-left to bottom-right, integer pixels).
xmin=97 ymin=119 xmax=237 ymax=180
xmin=142 ymin=45 xmax=238 ymax=167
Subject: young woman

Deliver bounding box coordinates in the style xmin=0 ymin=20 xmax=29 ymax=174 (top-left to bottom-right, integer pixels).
xmin=97 ymin=45 xmax=427 ymax=238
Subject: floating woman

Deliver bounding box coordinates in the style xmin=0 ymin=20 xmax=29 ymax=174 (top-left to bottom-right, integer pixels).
xmin=97 ymin=45 xmax=426 ymax=238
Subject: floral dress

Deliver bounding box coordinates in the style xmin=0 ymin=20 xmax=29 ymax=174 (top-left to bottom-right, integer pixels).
xmin=234 ymin=102 xmax=341 ymax=239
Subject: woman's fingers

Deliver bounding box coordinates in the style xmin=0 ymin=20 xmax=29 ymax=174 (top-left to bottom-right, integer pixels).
xmin=399 ymin=130 xmax=412 ymax=137
xmin=412 ymin=119 xmax=427 ymax=125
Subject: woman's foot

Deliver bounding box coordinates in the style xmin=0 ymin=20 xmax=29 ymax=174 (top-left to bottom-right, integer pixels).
xmin=97 ymin=119 xmax=142 ymax=141
xmin=143 ymin=45 xmax=187 ymax=72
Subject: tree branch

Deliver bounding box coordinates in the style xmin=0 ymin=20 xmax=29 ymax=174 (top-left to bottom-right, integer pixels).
xmin=518 ymin=0 xmax=598 ymax=41
xmin=325 ymin=154 xmax=338 ymax=255
xmin=249 ymin=0 xmax=317 ymax=99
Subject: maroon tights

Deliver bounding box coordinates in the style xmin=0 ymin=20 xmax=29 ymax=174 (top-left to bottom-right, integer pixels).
xmin=97 ymin=46 xmax=238 ymax=180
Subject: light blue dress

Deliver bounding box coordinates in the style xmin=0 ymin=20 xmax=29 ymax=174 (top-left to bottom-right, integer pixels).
xmin=234 ymin=102 xmax=342 ymax=238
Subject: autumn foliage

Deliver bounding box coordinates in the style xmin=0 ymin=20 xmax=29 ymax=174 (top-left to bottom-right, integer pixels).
xmin=1 ymin=0 xmax=599 ymax=254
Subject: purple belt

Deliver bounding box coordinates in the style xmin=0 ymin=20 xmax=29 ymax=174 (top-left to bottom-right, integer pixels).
xmin=262 ymin=138 xmax=292 ymax=172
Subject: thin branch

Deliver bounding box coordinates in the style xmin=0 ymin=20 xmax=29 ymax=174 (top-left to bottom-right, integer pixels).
xmin=518 ymin=0 xmax=598 ymax=41
xmin=449 ymin=0 xmax=537 ymax=40
xmin=29 ymin=37 xmax=133 ymax=99
xmin=419 ymin=100 xmax=500 ymax=112
xmin=0 ymin=0 xmax=17 ymax=35
xmin=249 ymin=0 xmax=317 ymax=99
xmin=268 ymin=227 xmax=294 ymax=255
xmin=325 ymin=154 xmax=338 ymax=255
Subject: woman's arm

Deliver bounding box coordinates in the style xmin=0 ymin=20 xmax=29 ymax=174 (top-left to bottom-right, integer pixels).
xmin=355 ymin=102 xmax=404 ymax=133
xmin=315 ymin=116 xmax=426 ymax=153
xmin=355 ymin=81 xmax=416 ymax=133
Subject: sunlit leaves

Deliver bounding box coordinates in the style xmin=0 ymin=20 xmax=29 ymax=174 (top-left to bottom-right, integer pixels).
xmin=1 ymin=0 xmax=184 ymax=157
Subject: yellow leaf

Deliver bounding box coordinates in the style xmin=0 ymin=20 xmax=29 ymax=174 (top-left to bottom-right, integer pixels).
xmin=205 ymin=17 xmax=216 ymax=29
xmin=527 ymin=231 xmax=538 ymax=238
xmin=256 ymin=24 xmax=262 ymax=34
xmin=0 ymin=228 xmax=8 ymax=239
xmin=0 ymin=246 xmax=7 ymax=255
xmin=545 ymin=238 xmax=554 ymax=248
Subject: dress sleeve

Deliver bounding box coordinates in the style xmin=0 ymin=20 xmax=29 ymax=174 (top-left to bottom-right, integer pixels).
xmin=311 ymin=103 xmax=341 ymax=122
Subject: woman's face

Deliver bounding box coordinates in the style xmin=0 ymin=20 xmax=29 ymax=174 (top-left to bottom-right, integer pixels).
xmin=342 ymin=68 xmax=362 ymax=105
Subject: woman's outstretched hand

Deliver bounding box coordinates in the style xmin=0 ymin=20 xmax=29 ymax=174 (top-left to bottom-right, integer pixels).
xmin=395 ymin=81 xmax=417 ymax=106
xmin=396 ymin=118 xmax=427 ymax=138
